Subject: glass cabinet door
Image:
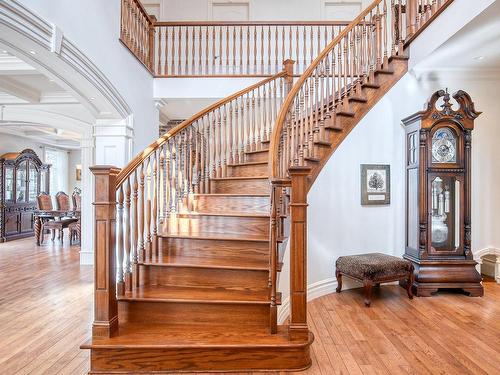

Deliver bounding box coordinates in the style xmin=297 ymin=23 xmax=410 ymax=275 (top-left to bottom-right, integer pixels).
xmin=5 ymin=166 xmax=14 ymax=202
xmin=16 ymin=161 xmax=27 ymax=202
xmin=28 ymin=162 xmax=39 ymax=202
xmin=430 ymin=174 xmax=462 ymax=255
xmin=40 ymin=169 xmax=48 ymax=194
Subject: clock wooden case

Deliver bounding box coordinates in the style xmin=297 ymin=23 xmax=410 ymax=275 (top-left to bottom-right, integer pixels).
xmin=402 ymin=89 xmax=483 ymax=297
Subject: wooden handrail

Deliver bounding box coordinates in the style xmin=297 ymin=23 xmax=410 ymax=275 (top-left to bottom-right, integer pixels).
xmin=154 ymin=21 xmax=351 ymax=26
xmin=116 ymin=70 xmax=286 ymax=187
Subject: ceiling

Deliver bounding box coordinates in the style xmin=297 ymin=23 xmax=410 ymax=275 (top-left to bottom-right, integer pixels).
xmin=0 ymin=51 xmax=92 ymax=149
xmin=414 ymin=0 xmax=500 ymax=77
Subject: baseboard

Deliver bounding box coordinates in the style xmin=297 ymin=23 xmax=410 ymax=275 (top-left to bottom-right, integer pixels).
xmin=80 ymin=250 xmax=94 ymax=265
xmin=278 ymin=278 xmax=338 ymax=324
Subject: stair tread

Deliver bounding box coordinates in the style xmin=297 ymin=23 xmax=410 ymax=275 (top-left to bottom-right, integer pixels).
xmin=192 ymin=193 xmax=270 ymax=197
xmin=227 ymin=161 xmax=268 ymax=167
xmin=119 ymin=284 xmax=270 ymax=303
xmin=245 ymin=149 xmax=269 ymax=154
xmin=211 ymin=176 xmax=268 ymax=181
xmin=142 ymin=254 xmax=269 ymax=270
xmin=82 ymin=324 xmax=311 ymax=349
xmin=177 ymin=211 xmax=270 ymax=218
xmin=159 ymin=231 xmax=269 ymax=242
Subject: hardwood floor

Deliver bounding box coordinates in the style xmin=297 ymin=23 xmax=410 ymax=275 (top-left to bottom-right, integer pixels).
xmin=1 ymin=237 xmax=499 ymax=374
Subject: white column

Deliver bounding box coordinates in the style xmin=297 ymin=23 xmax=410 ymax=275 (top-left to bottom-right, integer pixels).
xmin=79 ymin=116 xmax=134 ymax=265
xmin=80 ymin=132 xmax=95 ymax=265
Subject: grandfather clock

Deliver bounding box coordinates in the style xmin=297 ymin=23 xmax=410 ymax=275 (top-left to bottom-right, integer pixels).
xmin=402 ymin=89 xmax=483 ymax=297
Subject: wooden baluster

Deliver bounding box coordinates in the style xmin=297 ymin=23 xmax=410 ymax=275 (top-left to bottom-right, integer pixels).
xmin=90 ymin=166 xmax=120 ymax=338
xmin=125 ymin=178 xmax=132 ymax=291
xmin=275 ymin=26 xmax=279 ymax=71
xmin=304 ymin=79 xmax=311 ymax=159
xmin=260 ymin=26 xmax=264 ymax=74
xmin=219 ymin=26 xmax=223 ymax=73
xmin=308 ymin=26 xmax=312 ymax=69
xmin=184 ymin=26 xmax=189 ymax=74
xmin=398 ymin=1 xmax=404 ymax=52
xmin=204 ymin=116 xmax=212 ymax=191
xmin=117 ymin=185 xmax=125 ymax=296
xmin=138 ymin=163 xmax=145 ymax=262
xmin=191 ymin=26 xmax=196 ymax=74
xmin=239 ymin=26 xmax=243 ymax=74
xmin=262 ymin=84 xmax=268 ymax=142
xmin=156 ymin=26 xmax=162 ymax=75
xmin=152 ymin=151 xmax=158 ymax=258
xmin=267 ymin=26 xmax=271 ymax=73
xmin=233 ymin=26 xmax=237 ymax=73
xmin=170 ymin=27 xmax=174 ymax=75
xmin=324 ymin=54 xmax=332 ymax=132
xmin=246 ymin=26 xmax=250 ymax=74
xmin=253 ymin=26 xmax=257 ymax=73
xmin=177 ymin=26 xmax=182 ymax=75
xmin=212 ymin=26 xmax=216 ymax=74
xmin=204 ymin=26 xmax=209 ymax=75
xmin=226 ymin=26 xmax=230 ymax=74
xmin=282 ymin=26 xmax=286 ymax=67
xmin=146 ymin=158 xmax=152 ymax=260
xmin=295 ymin=26 xmax=299 ymax=72
xmin=164 ymin=27 xmax=169 ymax=75
xmin=167 ymin=140 xmax=175 ymax=214
xmin=390 ymin=0 xmax=396 ymax=57
xmin=197 ymin=26 xmax=203 ymax=75
xmin=228 ymin=102 xmax=235 ymax=166
xmin=132 ymin=170 xmax=139 ymax=287
xmin=383 ymin=0 xmax=389 ymax=68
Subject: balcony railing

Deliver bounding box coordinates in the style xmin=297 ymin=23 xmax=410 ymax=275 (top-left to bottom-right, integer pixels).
xmin=120 ymin=0 xmax=351 ymax=77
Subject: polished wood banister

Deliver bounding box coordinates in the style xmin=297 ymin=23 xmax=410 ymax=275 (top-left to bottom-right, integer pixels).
xmin=116 ymin=70 xmax=286 ymax=188
xmin=154 ymin=21 xmax=351 ymax=26
xmin=269 ymin=0 xmax=382 ymax=179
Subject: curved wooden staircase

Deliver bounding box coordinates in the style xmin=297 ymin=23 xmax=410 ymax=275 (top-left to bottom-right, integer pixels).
xmin=82 ymin=1 xmax=454 ymax=373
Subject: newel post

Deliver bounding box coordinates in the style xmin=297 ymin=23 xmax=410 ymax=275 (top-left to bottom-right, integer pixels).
xmin=90 ymin=165 xmax=120 ymax=338
xmin=148 ymin=15 xmax=157 ymax=72
xmin=288 ymin=165 xmax=311 ymax=341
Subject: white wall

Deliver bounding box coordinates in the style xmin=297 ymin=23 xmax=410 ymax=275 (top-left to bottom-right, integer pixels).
xmin=143 ymin=0 xmax=372 ymax=21
xmin=18 ymin=0 xmax=157 ymax=155
xmin=67 ymin=150 xmax=82 ymax=192
xmin=0 ymin=134 xmax=47 ymax=158
xmin=307 ymin=72 xmax=500 ymax=287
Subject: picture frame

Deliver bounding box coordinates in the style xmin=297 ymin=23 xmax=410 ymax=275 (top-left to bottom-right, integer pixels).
xmin=360 ymin=164 xmax=390 ymax=205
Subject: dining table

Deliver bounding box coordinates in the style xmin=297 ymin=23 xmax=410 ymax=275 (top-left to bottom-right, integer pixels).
xmin=34 ymin=210 xmax=81 ymax=246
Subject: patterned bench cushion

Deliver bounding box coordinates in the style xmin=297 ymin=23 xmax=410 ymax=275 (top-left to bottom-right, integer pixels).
xmin=336 ymin=253 xmax=412 ymax=280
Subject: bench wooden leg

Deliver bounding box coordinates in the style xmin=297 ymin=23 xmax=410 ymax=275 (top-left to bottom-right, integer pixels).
xmin=335 ymin=270 xmax=342 ymax=293
xmin=364 ymin=280 xmax=373 ymax=307
xmin=407 ymin=265 xmax=414 ymax=300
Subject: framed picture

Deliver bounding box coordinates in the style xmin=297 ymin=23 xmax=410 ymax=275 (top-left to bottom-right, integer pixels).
xmin=76 ymin=165 xmax=82 ymax=181
xmin=360 ymin=164 xmax=390 ymax=205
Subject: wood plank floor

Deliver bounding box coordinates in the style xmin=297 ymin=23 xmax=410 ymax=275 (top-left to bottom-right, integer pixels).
xmin=1 ymin=237 xmax=499 ymax=374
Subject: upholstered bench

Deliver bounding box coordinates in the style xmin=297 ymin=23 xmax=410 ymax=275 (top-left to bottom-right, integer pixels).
xmin=335 ymin=253 xmax=414 ymax=306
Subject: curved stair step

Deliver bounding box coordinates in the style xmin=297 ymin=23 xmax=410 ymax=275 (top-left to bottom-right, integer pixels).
xmin=189 ymin=193 xmax=270 ymax=214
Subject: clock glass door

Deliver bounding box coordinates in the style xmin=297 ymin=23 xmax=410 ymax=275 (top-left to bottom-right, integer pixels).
xmin=429 ymin=173 xmax=463 ymax=255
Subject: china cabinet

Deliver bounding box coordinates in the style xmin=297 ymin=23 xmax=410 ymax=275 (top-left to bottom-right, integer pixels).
xmin=402 ymin=89 xmax=483 ymax=297
xmin=0 ymin=149 xmax=50 ymax=242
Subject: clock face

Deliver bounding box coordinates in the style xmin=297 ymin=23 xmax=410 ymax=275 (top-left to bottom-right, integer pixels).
xmin=432 ymin=128 xmax=457 ymax=163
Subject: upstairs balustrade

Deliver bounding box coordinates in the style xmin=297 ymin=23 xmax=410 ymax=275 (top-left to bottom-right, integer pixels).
xmin=120 ymin=0 xmax=451 ymax=77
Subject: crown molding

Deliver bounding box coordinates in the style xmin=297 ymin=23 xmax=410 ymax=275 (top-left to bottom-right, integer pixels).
xmin=0 ymin=0 xmax=132 ymax=119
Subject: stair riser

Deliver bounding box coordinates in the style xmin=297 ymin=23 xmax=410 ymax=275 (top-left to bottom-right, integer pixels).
xmin=141 ymin=265 xmax=269 ymax=290
xmin=210 ymin=178 xmax=270 ymax=194
xmin=189 ymin=195 xmax=269 ymax=214
xmin=89 ymin=345 xmax=311 ymax=373
xmin=169 ymin=215 xmax=269 ymax=237
xmin=227 ymin=163 xmax=268 ymax=177
xmin=118 ymin=301 xmax=269 ymax=327
xmin=245 ymin=150 xmax=269 ymax=163
xmin=159 ymin=237 xmax=269 ymax=261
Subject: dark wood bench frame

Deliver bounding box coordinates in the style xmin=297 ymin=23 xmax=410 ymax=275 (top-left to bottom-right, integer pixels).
xmin=336 ymin=263 xmax=414 ymax=307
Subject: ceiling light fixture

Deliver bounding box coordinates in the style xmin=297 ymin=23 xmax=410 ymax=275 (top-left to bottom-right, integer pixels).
xmin=89 ymin=97 xmax=95 ymax=101
xmin=473 ymin=55 xmax=485 ymax=61
xmin=29 ymin=50 xmax=36 ymax=55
